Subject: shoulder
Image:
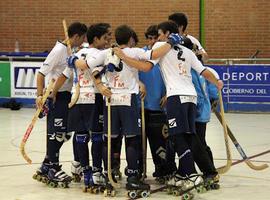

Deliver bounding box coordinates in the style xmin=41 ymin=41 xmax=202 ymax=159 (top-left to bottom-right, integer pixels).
xmin=152 ymin=41 xmax=166 ymax=49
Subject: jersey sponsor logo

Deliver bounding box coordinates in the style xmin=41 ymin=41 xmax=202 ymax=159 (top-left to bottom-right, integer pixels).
xmin=14 ymin=67 xmax=39 ymax=89
xmin=54 ymin=118 xmax=63 ymax=127
xmin=168 ymin=118 xmax=177 ymax=128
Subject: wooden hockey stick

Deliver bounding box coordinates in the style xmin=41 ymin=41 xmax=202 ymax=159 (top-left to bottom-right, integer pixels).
xmin=107 ymin=97 xmax=121 ymax=189
xmin=20 ymin=80 xmax=55 ymax=164
xmin=141 ymin=99 xmax=147 ymax=180
xmin=62 ymin=19 xmax=80 ymax=108
xmin=217 ymin=91 xmax=232 ymax=174
xmin=213 ymin=107 xmax=269 ymax=171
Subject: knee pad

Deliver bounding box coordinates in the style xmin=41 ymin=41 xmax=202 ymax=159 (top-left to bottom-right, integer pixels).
xmin=91 ymin=133 xmax=103 ymax=142
xmin=75 ymin=132 xmax=90 ymax=144
xmin=48 ymin=132 xmax=72 ymax=143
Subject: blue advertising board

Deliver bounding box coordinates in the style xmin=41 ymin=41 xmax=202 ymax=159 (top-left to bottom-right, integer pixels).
xmin=208 ymin=65 xmax=270 ymax=112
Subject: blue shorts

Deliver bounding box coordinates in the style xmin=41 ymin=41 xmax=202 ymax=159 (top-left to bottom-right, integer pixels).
xmin=47 ymin=91 xmax=71 ymax=134
xmin=103 ymin=94 xmax=140 ymax=136
xmin=166 ymin=95 xmax=196 ymax=135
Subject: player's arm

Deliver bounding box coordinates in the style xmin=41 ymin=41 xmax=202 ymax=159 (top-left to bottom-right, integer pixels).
xmin=201 ymin=69 xmax=223 ymax=90
xmin=36 ymin=72 xmax=45 ymax=109
xmin=92 ymin=68 xmax=112 ymax=98
xmin=50 ymin=74 xmax=67 ymax=102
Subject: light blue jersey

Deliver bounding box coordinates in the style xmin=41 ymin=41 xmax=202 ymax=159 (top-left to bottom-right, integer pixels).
xmin=191 ymin=69 xmax=218 ymax=122
xmin=138 ymin=46 xmax=166 ymax=111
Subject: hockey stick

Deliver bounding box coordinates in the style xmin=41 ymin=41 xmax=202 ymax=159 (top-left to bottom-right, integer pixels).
xmin=107 ymin=97 xmax=121 ymax=189
xmin=213 ymin=107 xmax=269 ymax=171
xmin=20 ymin=80 xmax=55 ymax=164
xmin=216 ymin=91 xmax=232 ymax=174
xmin=141 ymin=99 xmax=147 ymax=180
xmin=62 ymin=19 xmax=80 ymax=108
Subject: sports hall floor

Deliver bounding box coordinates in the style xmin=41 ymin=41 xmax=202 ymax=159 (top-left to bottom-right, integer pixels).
xmin=0 ymin=108 xmax=269 ymax=200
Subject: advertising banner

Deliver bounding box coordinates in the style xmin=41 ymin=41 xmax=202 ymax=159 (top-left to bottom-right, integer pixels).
xmin=10 ymin=62 xmax=42 ymax=98
xmin=208 ymin=65 xmax=270 ymax=103
xmin=0 ymin=62 xmax=11 ymax=97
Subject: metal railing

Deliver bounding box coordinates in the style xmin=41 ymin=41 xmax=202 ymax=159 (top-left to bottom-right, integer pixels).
xmin=206 ymin=58 xmax=270 ymax=65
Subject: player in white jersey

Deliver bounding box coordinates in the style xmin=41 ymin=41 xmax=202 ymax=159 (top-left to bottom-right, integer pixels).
xmin=168 ymin=12 xmax=209 ymax=63
xmin=52 ymin=23 xmax=112 ymax=191
xmin=33 ymin=22 xmax=87 ymax=187
xmin=112 ymin=21 xmax=223 ymax=193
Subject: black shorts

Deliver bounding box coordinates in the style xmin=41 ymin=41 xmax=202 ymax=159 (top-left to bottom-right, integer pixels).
xmin=68 ymin=93 xmax=103 ymax=133
xmin=103 ymin=94 xmax=140 ymax=136
xmin=47 ymin=91 xmax=71 ymax=134
xmin=166 ymin=95 xmax=196 ymax=136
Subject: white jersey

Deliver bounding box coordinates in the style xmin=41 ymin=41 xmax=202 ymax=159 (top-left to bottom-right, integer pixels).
xmin=151 ymin=41 xmax=206 ymax=98
xmin=186 ymin=34 xmax=206 ymax=53
xmin=62 ymin=47 xmax=105 ymax=104
xmin=88 ymin=47 xmax=151 ymax=94
xmin=39 ymin=41 xmax=73 ymax=92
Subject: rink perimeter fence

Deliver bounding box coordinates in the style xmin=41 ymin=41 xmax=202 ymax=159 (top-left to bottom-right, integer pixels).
xmin=0 ymin=53 xmax=269 ymax=113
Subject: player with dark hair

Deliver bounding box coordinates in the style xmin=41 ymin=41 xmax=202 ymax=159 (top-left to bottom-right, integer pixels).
xmin=168 ymin=12 xmax=209 ymax=62
xmin=33 ymin=22 xmax=87 ymax=187
xmin=112 ymin=20 xmax=222 ymax=194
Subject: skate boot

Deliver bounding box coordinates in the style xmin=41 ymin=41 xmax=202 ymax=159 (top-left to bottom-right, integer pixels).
xmin=103 ymin=173 xmax=116 ymax=197
xmin=82 ymin=167 xmax=94 ymax=193
xmin=184 ymin=174 xmax=206 ymax=196
xmin=33 ymin=162 xmax=51 ymax=184
xmin=126 ymin=176 xmax=150 ymax=199
xmin=71 ymin=161 xmax=83 ymax=182
xmin=91 ymin=171 xmax=106 ymax=193
xmin=203 ymin=173 xmax=220 ymax=190
xmin=166 ymin=173 xmax=186 ymax=196
xmin=47 ymin=164 xmax=72 ymax=188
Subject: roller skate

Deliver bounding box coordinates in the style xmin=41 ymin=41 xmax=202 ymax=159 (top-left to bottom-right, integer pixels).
xmin=203 ymin=174 xmax=220 ymax=190
xmin=46 ymin=164 xmax=72 ymax=188
xmin=90 ymin=171 xmax=107 ymax=194
xmin=126 ymin=176 xmax=150 ymax=199
xmin=71 ymin=161 xmax=83 ymax=182
xmin=33 ymin=162 xmax=51 ymax=184
xmin=82 ymin=167 xmax=94 ymax=193
xmin=166 ymin=174 xmax=185 ymax=195
xmin=103 ymin=174 xmax=116 ymax=197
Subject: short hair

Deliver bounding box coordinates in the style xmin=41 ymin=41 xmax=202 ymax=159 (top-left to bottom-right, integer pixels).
xmin=87 ymin=23 xmax=111 ymax=44
xmin=168 ymin=12 xmax=188 ymax=32
xmin=131 ymin=30 xmax=139 ymax=45
xmin=68 ymin=22 xmax=87 ymax=38
xmin=157 ymin=21 xmax=179 ymax=35
xmin=144 ymin=25 xmax=158 ymax=38
xmin=115 ymin=25 xmax=135 ymax=45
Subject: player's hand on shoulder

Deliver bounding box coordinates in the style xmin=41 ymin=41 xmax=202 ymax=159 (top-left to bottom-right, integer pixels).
xmin=67 ymin=54 xmax=78 ymax=69
xmin=112 ymin=47 xmax=125 ymax=60
xmin=167 ymin=33 xmax=183 ymax=47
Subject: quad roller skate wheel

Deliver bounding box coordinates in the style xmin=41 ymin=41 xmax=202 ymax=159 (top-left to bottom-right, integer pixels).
xmin=182 ymin=193 xmax=194 ymax=200
xmin=128 ymin=190 xmax=137 ymax=199
xmin=104 ymin=189 xmax=116 ymax=197
xmin=48 ymin=181 xmax=57 ymax=188
xmin=173 ymin=190 xmax=180 ymax=196
xmin=211 ymin=184 xmax=220 ymax=190
xmin=196 ymin=186 xmax=206 ymax=193
xmin=141 ymin=190 xmax=150 ymax=198
xmin=41 ymin=177 xmax=48 ymax=183
xmin=33 ymin=174 xmax=38 ymax=180
xmin=59 ymin=182 xmax=68 ymax=188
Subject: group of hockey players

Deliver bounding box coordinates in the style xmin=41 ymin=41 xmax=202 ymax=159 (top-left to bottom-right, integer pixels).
xmin=33 ymin=12 xmax=223 ymax=198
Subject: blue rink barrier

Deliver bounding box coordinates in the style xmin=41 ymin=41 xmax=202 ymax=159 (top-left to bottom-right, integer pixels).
xmin=208 ymin=64 xmax=270 ymax=112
